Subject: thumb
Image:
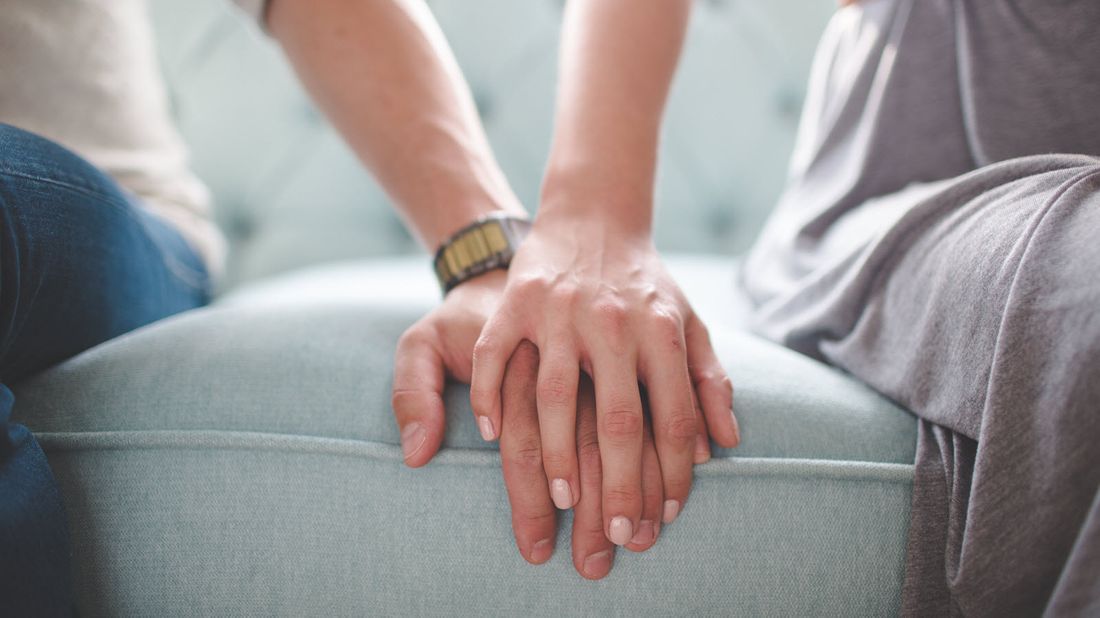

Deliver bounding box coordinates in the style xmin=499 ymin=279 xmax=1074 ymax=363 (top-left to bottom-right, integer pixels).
xmin=392 ymin=325 xmax=447 ymax=467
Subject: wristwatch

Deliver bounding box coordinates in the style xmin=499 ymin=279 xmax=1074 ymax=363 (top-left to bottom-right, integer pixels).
xmin=433 ymin=213 xmax=531 ymax=294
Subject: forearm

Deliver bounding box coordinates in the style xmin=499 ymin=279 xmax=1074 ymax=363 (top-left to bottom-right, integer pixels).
xmin=268 ymin=0 xmax=524 ymax=249
xmin=541 ymin=0 xmax=692 ymax=234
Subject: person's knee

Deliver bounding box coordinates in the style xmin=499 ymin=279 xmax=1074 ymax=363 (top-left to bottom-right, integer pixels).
xmin=0 ymin=123 xmax=115 ymax=199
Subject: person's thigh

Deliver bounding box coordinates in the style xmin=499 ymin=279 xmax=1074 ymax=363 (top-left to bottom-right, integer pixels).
xmin=0 ymin=123 xmax=211 ymax=615
xmin=816 ymin=154 xmax=1100 ymax=614
xmin=0 ymin=124 xmax=209 ymax=383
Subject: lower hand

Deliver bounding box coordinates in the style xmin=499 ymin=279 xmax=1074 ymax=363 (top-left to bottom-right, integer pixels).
xmin=391 ymin=269 xmax=508 ymax=467
xmin=500 ymin=341 xmax=666 ymax=578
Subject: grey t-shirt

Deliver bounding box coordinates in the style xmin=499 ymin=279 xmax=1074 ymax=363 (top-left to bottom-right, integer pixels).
xmin=741 ymin=0 xmax=1100 ymax=342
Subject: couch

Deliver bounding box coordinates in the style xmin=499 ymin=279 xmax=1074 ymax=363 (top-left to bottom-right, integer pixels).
xmin=13 ymin=1 xmax=920 ymax=614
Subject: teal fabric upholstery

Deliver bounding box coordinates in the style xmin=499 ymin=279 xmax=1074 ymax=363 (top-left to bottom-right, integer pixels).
xmin=13 ymin=257 xmax=918 ymax=615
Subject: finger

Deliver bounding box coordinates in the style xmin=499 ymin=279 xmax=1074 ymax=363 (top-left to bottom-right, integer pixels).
xmin=694 ymin=397 xmax=712 ymax=465
xmin=685 ymin=314 xmax=740 ymax=448
xmin=572 ymin=374 xmax=615 ymax=580
xmin=625 ymin=412 xmax=662 ymax=552
xmin=470 ymin=308 xmax=524 ymax=442
xmin=536 ymin=341 xmax=580 ymax=510
xmin=392 ymin=324 xmax=447 ymax=468
xmin=638 ymin=315 xmax=696 ymax=525
xmin=590 ymin=349 xmax=644 ymax=547
xmin=499 ymin=341 xmax=557 ymax=565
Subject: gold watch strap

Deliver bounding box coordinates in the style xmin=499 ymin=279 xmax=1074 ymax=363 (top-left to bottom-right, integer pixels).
xmin=433 ymin=213 xmax=531 ymax=294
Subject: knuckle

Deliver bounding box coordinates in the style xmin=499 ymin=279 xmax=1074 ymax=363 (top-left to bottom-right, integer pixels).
xmin=592 ymin=300 xmax=630 ymax=339
xmin=663 ymin=477 xmax=693 ymax=501
xmin=601 ymin=407 xmax=643 ymax=439
xmin=541 ymin=450 xmax=573 ymax=473
xmin=549 ymin=283 xmax=581 ymax=308
xmin=648 ymin=310 xmax=683 ymax=338
xmin=662 ymin=413 xmax=698 ymax=442
xmin=472 ymin=336 xmax=500 ymax=362
xmin=469 ymin=384 xmax=496 ymax=412
xmin=603 ymin=486 xmax=639 ymax=507
xmin=515 ymin=508 xmax=555 ymax=530
xmin=506 ymin=439 xmax=545 ymax=473
xmin=694 ymin=367 xmax=724 ymax=387
xmin=396 ymin=324 xmax=431 ymax=351
xmin=510 ymin=275 xmax=546 ymax=301
xmin=578 ymin=441 xmax=602 ymax=471
xmin=537 ymin=374 xmax=574 ymax=408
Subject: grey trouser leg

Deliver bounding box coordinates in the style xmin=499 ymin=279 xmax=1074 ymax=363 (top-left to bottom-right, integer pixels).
xmin=814 ymin=155 xmax=1100 ymax=616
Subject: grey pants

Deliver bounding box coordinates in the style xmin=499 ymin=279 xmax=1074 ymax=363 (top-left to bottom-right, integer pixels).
xmin=739 ymin=0 xmax=1100 ymax=613
xmin=824 ymin=156 xmax=1100 ymax=616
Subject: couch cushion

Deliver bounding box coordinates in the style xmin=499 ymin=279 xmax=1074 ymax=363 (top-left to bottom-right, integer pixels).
xmin=12 ymin=256 xmax=917 ymax=615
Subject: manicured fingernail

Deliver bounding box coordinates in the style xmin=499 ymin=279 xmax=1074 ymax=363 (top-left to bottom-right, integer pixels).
xmin=609 ymin=516 xmax=633 ymax=546
xmin=630 ymin=520 xmax=656 ymax=546
xmin=530 ymin=538 xmax=553 ymax=564
xmin=477 ymin=415 xmax=494 ymax=441
xmin=400 ymin=422 xmax=426 ymax=461
xmin=551 ymin=478 xmax=573 ymax=510
xmin=731 ymin=409 xmax=741 ymax=446
xmin=663 ymin=499 xmax=681 ymax=524
xmin=582 ymin=550 xmax=612 ymax=578
xmin=694 ymin=433 xmax=710 ymax=464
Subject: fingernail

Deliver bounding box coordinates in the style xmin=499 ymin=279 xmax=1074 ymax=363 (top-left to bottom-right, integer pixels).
xmin=662 ymin=499 xmax=681 ymax=524
xmin=582 ymin=550 xmax=612 ymax=579
xmin=551 ymin=478 xmax=573 ymax=510
xmin=694 ymin=433 xmax=710 ymax=464
xmin=400 ymin=422 xmax=426 ymax=461
xmin=609 ymin=516 xmax=633 ymax=546
xmin=530 ymin=538 xmax=553 ymax=564
xmin=731 ymin=409 xmax=741 ymax=447
xmin=630 ymin=520 xmax=656 ymax=546
xmin=477 ymin=415 xmax=494 ymax=441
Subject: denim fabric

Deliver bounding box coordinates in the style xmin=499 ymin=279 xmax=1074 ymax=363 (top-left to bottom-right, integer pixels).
xmin=0 ymin=124 xmax=208 ymax=615
xmin=14 ymin=261 xmax=918 ymax=615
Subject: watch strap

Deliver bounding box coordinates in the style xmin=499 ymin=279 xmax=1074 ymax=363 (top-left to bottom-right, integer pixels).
xmin=433 ymin=213 xmax=531 ymax=294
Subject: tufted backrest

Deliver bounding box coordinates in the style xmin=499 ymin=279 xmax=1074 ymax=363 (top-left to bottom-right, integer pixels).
xmin=148 ymin=0 xmax=834 ymax=288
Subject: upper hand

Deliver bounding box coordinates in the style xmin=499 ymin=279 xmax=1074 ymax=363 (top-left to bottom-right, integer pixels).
xmin=469 ymin=210 xmax=740 ymax=546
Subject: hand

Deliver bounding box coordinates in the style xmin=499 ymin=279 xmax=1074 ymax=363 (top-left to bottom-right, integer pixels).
xmin=391 ymin=269 xmax=508 ymax=467
xmin=469 ymin=211 xmax=740 ymax=546
xmin=500 ymin=341 xmax=666 ymax=578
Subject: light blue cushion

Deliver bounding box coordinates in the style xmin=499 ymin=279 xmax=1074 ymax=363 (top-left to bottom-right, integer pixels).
xmin=13 ymin=257 xmax=917 ymax=615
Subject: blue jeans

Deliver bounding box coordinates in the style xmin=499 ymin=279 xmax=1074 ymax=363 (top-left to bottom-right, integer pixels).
xmin=0 ymin=124 xmax=210 ymax=615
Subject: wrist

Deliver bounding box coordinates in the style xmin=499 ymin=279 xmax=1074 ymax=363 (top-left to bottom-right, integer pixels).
xmin=434 ymin=212 xmax=531 ymax=294
xmin=426 ymin=198 xmax=528 ymax=252
xmin=537 ymin=164 xmax=655 ymax=240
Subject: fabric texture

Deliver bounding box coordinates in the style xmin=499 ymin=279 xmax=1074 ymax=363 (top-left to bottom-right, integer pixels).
xmin=0 ymin=124 xmax=210 ymax=615
xmin=740 ymin=1 xmax=1100 ymax=614
xmin=0 ymin=0 xmax=226 ymax=273
xmin=13 ymin=257 xmax=919 ymax=616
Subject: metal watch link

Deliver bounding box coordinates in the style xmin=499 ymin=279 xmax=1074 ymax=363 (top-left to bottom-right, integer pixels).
xmin=433 ymin=213 xmax=531 ymax=294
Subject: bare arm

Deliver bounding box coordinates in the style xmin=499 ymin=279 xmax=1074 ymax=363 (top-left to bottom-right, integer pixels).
xmin=470 ymin=0 xmax=739 ymax=550
xmin=541 ymin=0 xmax=693 ymax=229
xmin=267 ymin=0 xmax=525 ymax=249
